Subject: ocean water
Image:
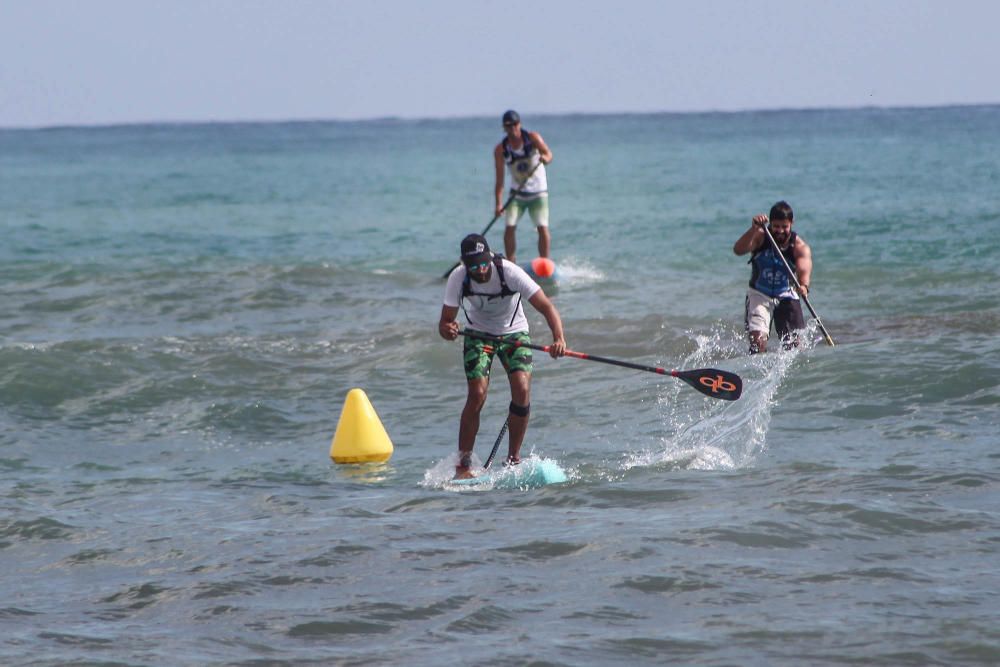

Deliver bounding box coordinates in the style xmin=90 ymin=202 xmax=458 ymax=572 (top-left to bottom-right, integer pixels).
xmin=2 ymin=106 xmax=999 ymax=666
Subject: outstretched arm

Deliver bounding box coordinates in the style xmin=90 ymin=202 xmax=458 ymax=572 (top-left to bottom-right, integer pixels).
xmin=794 ymin=239 xmax=813 ymax=296
xmin=494 ymin=145 xmax=506 ymax=216
xmin=527 ymin=291 xmax=565 ymax=357
xmin=734 ymin=214 xmax=767 ymax=255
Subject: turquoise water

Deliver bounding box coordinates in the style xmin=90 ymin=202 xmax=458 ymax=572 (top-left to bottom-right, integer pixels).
xmin=2 ymin=107 xmax=1000 ymax=665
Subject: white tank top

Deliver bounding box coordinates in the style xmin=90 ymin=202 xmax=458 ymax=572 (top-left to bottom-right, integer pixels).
xmin=506 ymin=140 xmax=547 ymax=198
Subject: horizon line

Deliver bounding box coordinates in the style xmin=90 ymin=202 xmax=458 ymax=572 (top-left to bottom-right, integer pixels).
xmin=3 ymin=101 xmax=998 ymax=132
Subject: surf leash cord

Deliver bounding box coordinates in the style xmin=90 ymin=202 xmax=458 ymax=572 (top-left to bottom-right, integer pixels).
xmin=483 ymin=417 xmax=509 ymax=470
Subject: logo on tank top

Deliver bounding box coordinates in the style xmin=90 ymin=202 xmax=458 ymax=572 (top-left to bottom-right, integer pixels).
xmin=760 ymin=267 xmax=781 ymax=284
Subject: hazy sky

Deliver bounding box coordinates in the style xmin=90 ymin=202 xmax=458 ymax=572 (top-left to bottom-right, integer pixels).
xmin=2 ymin=0 xmax=998 ymax=128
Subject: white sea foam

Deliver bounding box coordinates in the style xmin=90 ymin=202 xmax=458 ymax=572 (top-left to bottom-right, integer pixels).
xmin=552 ymin=256 xmax=605 ymax=286
xmin=613 ymin=323 xmax=812 ymax=472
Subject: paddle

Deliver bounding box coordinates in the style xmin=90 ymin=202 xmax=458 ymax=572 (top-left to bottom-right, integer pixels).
xmin=441 ymin=158 xmax=545 ymax=279
xmin=459 ymin=330 xmax=743 ymax=401
xmin=483 ymin=417 xmax=509 ymax=470
xmin=760 ymin=223 xmax=835 ymax=347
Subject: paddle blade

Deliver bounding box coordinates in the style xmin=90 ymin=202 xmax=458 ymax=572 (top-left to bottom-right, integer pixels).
xmin=671 ymin=368 xmax=743 ymax=401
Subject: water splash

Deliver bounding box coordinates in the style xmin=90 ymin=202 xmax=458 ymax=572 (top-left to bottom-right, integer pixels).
xmin=552 ymin=257 xmax=604 ymax=287
xmin=420 ymin=451 xmax=470 ymax=489
xmin=623 ymin=322 xmax=815 ymax=472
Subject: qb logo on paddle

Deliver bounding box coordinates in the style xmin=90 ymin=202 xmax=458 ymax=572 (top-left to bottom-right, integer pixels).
xmin=700 ymin=374 xmax=737 ymax=394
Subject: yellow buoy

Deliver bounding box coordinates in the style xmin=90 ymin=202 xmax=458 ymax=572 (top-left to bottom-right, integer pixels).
xmin=330 ymin=388 xmax=394 ymax=464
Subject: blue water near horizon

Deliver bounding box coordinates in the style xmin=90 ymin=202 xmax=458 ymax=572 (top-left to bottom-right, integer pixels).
xmin=2 ymin=105 xmax=1000 ymax=665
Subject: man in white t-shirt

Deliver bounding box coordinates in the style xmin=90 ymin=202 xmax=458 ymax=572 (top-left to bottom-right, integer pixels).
xmin=439 ymin=233 xmax=566 ymax=478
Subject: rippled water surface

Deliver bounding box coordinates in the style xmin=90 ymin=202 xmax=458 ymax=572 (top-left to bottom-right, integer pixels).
xmin=2 ymin=108 xmax=1000 ymax=665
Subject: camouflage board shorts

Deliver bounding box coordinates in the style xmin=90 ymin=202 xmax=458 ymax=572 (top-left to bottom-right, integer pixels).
xmin=463 ymin=330 xmax=533 ymax=380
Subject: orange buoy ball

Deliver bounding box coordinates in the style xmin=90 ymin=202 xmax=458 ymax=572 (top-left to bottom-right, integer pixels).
xmin=531 ymin=257 xmax=555 ymax=278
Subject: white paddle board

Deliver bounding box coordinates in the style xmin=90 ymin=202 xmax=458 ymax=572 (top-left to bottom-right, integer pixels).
xmin=447 ymin=459 xmax=568 ymax=489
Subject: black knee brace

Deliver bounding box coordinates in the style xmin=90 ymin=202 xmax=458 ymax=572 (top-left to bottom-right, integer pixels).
xmin=509 ymin=401 xmax=530 ymax=417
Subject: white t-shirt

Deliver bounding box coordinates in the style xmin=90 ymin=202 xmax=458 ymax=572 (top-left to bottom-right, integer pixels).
xmin=444 ymin=258 xmax=541 ymax=335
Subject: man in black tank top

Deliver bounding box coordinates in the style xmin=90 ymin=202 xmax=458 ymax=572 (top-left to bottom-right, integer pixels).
xmin=493 ymin=110 xmax=554 ymax=263
xmin=733 ymin=201 xmax=814 ymax=353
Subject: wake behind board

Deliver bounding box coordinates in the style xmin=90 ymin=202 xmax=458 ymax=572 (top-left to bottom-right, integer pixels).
xmin=448 ymin=459 xmax=568 ymax=489
xmin=520 ymin=257 xmax=560 ymax=291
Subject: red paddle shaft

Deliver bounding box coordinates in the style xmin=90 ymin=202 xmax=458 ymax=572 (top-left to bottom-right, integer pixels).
xmin=458 ymin=330 xmax=742 ymax=401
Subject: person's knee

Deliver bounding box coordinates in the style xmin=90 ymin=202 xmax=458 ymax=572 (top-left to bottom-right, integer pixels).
xmin=465 ymin=385 xmax=488 ymax=409
xmin=507 ymin=374 xmax=530 ymax=403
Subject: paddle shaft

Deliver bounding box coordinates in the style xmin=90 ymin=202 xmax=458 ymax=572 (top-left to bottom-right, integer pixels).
xmin=761 ymin=223 xmax=836 ymax=347
xmin=556 ymin=345 xmax=679 ymax=376
xmin=457 ymin=330 xmax=743 ymax=401
xmin=441 ymin=159 xmax=545 ymax=279
xmin=462 ymin=330 xmax=682 ymax=378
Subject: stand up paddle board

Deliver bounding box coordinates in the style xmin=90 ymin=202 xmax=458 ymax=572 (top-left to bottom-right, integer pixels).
xmin=448 ymin=459 xmax=568 ymax=489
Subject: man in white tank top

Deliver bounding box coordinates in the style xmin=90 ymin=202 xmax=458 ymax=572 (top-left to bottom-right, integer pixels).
xmin=493 ymin=110 xmax=553 ymax=263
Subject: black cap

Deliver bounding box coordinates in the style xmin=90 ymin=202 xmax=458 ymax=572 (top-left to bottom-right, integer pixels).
xmin=460 ymin=233 xmax=491 ymax=266
xmin=502 ymin=110 xmax=520 ymax=125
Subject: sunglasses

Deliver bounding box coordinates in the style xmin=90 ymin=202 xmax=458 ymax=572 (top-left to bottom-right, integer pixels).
xmin=503 ymin=122 xmax=518 ymax=128
xmin=465 ymin=261 xmax=490 ymax=271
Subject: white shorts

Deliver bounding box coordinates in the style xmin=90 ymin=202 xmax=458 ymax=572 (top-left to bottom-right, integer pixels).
xmin=744 ymin=288 xmax=805 ymax=337
xmin=505 ymin=194 xmax=549 ymax=228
